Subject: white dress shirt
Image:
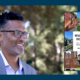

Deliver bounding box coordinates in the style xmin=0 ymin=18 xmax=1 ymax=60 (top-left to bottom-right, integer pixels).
xmin=0 ymin=50 xmax=23 ymax=75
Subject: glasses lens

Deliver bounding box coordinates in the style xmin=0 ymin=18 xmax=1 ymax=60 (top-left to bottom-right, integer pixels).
xmin=27 ymin=32 xmax=29 ymax=39
xmin=14 ymin=30 xmax=21 ymax=37
xmin=23 ymin=32 xmax=29 ymax=39
xmin=14 ymin=30 xmax=29 ymax=39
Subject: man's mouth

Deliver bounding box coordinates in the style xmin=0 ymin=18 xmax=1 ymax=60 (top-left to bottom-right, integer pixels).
xmin=17 ymin=43 xmax=24 ymax=49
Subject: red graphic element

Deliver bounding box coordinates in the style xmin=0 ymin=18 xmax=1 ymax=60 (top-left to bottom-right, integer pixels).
xmin=65 ymin=12 xmax=77 ymax=31
xmin=64 ymin=51 xmax=77 ymax=70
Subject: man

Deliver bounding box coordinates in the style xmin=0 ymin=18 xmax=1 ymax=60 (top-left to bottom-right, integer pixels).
xmin=0 ymin=11 xmax=37 ymax=75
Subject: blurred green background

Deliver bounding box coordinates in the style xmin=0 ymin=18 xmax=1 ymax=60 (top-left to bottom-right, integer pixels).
xmin=0 ymin=6 xmax=78 ymax=74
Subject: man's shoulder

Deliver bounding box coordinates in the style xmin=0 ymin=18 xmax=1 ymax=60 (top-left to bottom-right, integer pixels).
xmin=22 ymin=61 xmax=35 ymax=70
xmin=21 ymin=61 xmax=37 ymax=74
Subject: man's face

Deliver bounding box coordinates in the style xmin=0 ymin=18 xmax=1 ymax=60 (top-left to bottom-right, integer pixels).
xmin=1 ymin=20 xmax=27 ymax=56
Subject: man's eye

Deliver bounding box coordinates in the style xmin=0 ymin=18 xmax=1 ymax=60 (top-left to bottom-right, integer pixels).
xmin=23 ymin=32 xmax=27 ymax=35
xmin=15 ymin=31 xmax=20 ymax=34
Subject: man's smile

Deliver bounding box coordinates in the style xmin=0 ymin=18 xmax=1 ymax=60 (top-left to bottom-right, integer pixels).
xmin=17 ymin=43 xmax=25 ymax=49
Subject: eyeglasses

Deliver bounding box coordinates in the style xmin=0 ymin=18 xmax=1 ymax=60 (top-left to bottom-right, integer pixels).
xmin=0 ymin=30 xmax=30 ymax=39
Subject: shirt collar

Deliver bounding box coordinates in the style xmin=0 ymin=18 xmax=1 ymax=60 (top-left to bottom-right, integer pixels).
xmin=0 ymin=50 xmax=9 ymax=66
xmin=0 ymin=50 xmax=23 ymax=71
xmin=18 ymin=58 xmax=23 ymax=71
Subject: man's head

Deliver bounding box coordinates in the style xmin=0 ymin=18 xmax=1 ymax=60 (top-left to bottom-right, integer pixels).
xmin=0 ymin=11 xmax=28 ymax=56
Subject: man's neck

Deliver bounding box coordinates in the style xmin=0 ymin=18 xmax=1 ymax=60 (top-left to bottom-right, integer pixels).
xmin=2 ymin=49 xmax=19 ymax=72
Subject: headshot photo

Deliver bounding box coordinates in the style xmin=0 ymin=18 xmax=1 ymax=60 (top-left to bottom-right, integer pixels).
xmin=0 ymin=11 xmax=37 ymax=75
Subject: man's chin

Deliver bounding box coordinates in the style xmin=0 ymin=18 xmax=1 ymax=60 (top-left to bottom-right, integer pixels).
xmin=18 ymin=51 xmax=24 ymax=55
xmin=15 ymin=50 xmax=24 ymax=56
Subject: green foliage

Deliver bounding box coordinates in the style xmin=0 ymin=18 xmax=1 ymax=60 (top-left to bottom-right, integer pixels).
xmin=77 ymin=18 xmax=80 ymax=23
xmin=77 ymin=65 xmax=80 ymax=67
xmin=71 ymin=12 xmax=77 ymax=19
xmin=77 ymin=67 xmax=80 ymax=70
xmin=77 ymin=25 xmax=80 ymax=31
xmin=74 ymin=14 xmax=77 ymax=19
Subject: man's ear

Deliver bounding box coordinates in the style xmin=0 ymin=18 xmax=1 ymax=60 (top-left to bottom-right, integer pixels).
xmin=0 ymin=32 xmax=3 ymax=42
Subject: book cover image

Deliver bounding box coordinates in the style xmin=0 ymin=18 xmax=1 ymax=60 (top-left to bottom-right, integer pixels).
xmin=64 ymin=12 xmax=80 ymax=71
xmin=64 ymin=12 xmax=77 ymax=31
xmin=64 ymin=31 xmax=73 ymax=51
xmin=64 ymin=51 xmax=80 ymax=71
xmin=64 ymin=51 xmax=77 ymax=71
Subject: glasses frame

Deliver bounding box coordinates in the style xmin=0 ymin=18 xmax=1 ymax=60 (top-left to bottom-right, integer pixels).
xmin=0 ymin=30 xmax=30 ymax=39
